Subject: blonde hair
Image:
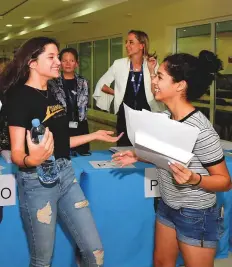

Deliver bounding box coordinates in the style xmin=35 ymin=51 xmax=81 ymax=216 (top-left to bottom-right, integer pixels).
xmin=128 ymin=30 xmax=156 ymax=58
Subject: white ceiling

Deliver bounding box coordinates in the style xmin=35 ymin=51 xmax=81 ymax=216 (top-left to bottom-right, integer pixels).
xmin=0 ymin=0 xmax=128 ymax=44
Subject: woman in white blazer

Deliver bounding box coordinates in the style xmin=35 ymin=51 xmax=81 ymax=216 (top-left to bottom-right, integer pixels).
xmin=93 ymin=30 xmax=164 ymax=146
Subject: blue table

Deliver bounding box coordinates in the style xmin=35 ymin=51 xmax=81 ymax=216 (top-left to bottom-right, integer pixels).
xmin=72 ymin=151 xmax=232 ymax=267
xmin=72 ymin=151 xmax=155 ymax=267
xmin=0 ymin=152 xmax=231 ymax=267
xmin=216 ymin=156 xmax=232 ymax=258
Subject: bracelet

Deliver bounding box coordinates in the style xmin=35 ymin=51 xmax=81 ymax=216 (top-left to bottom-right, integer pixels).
xmin=150 ymin=73 xmax=156 ymax=77
xmin=193 ymin=173 xmax=202 ymax=186
xmin=23 ymin=155 xmax=29 ymax=168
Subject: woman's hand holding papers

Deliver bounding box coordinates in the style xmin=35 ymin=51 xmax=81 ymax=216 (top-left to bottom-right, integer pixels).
xmin=168 ymin=161 xmax=200 ymax=185
xmin=112 ymin=150 xmax=138 ymax=167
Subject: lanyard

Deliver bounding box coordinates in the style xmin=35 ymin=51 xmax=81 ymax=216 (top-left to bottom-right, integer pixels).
xmin=130 ymin=61 xmax=143 ymax=96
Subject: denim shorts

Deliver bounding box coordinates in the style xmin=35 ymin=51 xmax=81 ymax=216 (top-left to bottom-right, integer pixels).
xmin=156 ymin=199 xmax=224 ymax=248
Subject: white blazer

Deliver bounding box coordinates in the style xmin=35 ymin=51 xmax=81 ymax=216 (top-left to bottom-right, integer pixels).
xmin=93 ymin=57 xmax=164 ymax=114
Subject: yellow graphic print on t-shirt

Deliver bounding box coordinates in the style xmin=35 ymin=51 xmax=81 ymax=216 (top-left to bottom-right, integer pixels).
xmin=42 ymin=105 xmax=64 ymax=123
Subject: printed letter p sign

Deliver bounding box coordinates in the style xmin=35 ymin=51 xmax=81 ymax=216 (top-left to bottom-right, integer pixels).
xmin=0 ymin=174 xmax=16 ymax=206
xmin=144 ymin=168 xmax=161 ymax=198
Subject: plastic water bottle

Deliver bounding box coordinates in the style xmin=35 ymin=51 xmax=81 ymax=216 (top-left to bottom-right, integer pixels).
xmin=31 ymin=118 xmax=59 ymax=184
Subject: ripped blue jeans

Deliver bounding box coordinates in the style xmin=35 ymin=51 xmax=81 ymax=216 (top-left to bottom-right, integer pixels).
xmin=16 ymin=158 xmax=104 ymax=267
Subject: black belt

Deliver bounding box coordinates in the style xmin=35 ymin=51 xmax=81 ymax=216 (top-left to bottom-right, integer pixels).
xmin=19 ymin=167 xmax=36 ymax=173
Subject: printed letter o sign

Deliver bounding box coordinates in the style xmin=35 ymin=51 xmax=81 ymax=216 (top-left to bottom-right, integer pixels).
xmin=0 ymin=174 xmax=16 ymax=206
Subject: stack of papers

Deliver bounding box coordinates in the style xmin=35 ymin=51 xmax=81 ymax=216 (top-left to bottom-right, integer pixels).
xmin=124 ymin=104 xmax=200 ymax=171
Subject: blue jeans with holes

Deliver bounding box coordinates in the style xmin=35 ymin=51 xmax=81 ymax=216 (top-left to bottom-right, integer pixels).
xmin=16 ymin=158 xmax=104 ymax=267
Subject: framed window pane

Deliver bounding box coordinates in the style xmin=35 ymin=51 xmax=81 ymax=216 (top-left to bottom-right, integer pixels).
xmin=107 ymin=37 xmax=123 ymax=113
xmin=79 ymin=42 xmax=92 ymax=108
xmin=176 ymin=24 xmax=211 ymax=119
xmin=215 ymin=20 xmax=232 ymax=141
xmin=176 ymin=24 xmax=211 ymax=55
xmin=93 ymin=39 xmax=109 ymax=110
xmin=110 ymin=37 xmax=123 ymax=65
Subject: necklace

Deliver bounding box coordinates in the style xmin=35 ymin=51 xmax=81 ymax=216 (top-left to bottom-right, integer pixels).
xmin=35 ymin=89 xmax=48 ymax=99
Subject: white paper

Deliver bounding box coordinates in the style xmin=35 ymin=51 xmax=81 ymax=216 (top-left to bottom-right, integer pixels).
xmin=123 ymin=104 xmax=200 ymax=171
xmin=89 ymin=161 xmax=135 ymax=169
xmin=144 ymin=168 xmax=161 ymax=198
xmin=135 ymin=131 xmax=194 ymax=166
xmin=123 ymin=104 xmax=142 ymax=145
xmin=139 ymin=110 xmax=199 ymax=151
xmin=142 ymin=108 xmax=169 ymax=119
xmin=0 ymin=174 xmax=16 ymax=206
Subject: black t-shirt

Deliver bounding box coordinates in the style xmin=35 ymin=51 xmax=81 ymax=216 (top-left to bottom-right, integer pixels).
xmin=63 ymin=78 xmax=77 ymax=121
xmin=7 ymin=85 xmax=70 ymax=160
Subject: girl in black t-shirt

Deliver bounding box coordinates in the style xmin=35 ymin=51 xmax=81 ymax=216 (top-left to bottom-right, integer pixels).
xmin=0 ymin=37 xmax=122 ymax=267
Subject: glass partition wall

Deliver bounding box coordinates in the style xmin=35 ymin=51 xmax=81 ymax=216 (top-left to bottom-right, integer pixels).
xmin=176 ymin=20 xmax=232 ymax=141
xmin=68 ymin=36 xmax=123 ymax=114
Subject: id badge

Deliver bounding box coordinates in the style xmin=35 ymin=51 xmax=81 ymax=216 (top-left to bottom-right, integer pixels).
xmin=69 ymin=121 xmax=78 ymax=128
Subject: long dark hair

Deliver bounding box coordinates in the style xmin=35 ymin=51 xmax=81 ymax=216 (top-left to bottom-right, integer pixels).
xmin=0 ymin=37 xmax=59 ymax=93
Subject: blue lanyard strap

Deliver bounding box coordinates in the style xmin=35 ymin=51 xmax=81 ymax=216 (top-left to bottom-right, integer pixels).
xmin=130 ymin=61 xmax=143 ymax=96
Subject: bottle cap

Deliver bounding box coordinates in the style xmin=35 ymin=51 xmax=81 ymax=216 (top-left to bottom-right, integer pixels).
xmin=31 ymin=118 xmax=40 ymax=127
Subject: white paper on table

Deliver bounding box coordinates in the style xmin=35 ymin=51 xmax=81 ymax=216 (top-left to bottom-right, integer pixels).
xmin=89 ymin=161 xmax=135 ymax=169
xmin=0 ymin=174 xmax=16 ymax=206
xmin=144 ymin=168 xmax=161 ymax=198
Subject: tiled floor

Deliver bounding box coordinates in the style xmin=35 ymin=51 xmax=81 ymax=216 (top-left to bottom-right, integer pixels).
xmin=215 ymin=254 xmax=232 ymax=267
xmin=88 ymin=119 xmax=232 ymax=267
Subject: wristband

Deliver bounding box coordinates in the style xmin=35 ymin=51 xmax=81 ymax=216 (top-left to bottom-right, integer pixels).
xmin=23 ymin=155 xmax=29 ymax=168
xmin=193 ymin=173 xmax=202 ymax=186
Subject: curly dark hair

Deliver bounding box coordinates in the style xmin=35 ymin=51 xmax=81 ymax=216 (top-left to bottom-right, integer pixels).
xmin=163 ymin=50 xmax=223 ymax=101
